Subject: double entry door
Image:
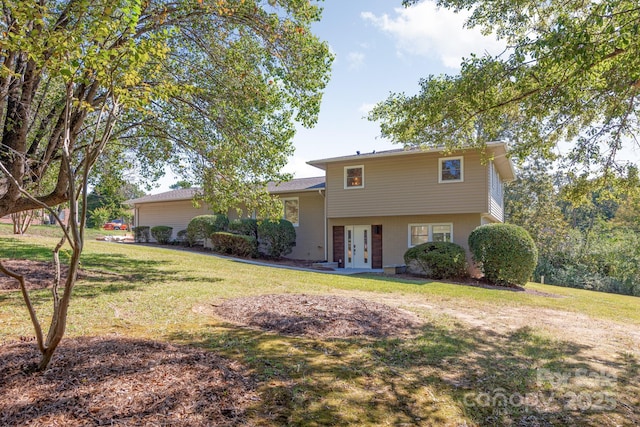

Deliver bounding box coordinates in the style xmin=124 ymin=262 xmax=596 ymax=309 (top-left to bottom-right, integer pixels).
xmin=345 ymin=225 xmax=370 ymax=269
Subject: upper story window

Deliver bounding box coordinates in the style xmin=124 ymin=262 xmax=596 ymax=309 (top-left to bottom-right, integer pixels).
xmin=439 ymin=156 xmax=464 ymax=183
xmin=344 ymin=165 xmax=364 ymax=189
xmin=282 ymin=197 xmax=299 ymax=226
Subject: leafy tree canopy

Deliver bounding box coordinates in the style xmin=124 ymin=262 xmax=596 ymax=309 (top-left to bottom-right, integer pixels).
xmin=0 ymin=0 xmax=333 ymax=218
xmin=169 ymin=180 xmax=193 ymax=190
xmin=370 ymin=0 xmax=639 ymax=176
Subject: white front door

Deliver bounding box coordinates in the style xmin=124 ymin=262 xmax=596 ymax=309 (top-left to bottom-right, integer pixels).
xmin=345 ymin=225 xmax=370 ymax=269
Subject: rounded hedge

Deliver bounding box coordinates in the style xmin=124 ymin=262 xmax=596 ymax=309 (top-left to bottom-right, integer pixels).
xmin=228 ymin=218 xmax=259 ymax=239
xmin=404 ymin=241 xmax=467 ymax=279
xmin=150 ymin=225 xmax=173 ymax=244
xmin=132 ymin=226 xmax=150 ymax=243
xmin=211 ymin=232 xmax=258 ymax=258
xmin=468 ymin=223 xmax=538 ymax=286
xmin=257 ymin=219 xmax=296 ymax=259
xmin=186 ymin=214 xmax=229 ymax=246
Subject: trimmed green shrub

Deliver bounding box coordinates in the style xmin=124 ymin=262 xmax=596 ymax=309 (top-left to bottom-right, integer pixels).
xmin=468 ymin=223 xmax=538 ymax=286
xmin=257 ymin=219 xmax=296 ymax=259
xmin=404 ymin=242 xmax=467 ymax=279
xmin=151 ymin=225 xmax=173 ymax=244
xmin=228 ymin=218 xmax=259 ymax=239
xmin=211 ymin=232 xmax=258 ymax=257
xmin=133 ymin=226 xmax=150 ymax=243
xmin=186 ymin=214 xmax=229 ymax=246
xmin=175 ymin=229 xmax=188 ymax=245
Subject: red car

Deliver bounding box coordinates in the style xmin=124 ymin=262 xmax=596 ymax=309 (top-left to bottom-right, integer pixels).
xmin=103 ymin=220 xmax=128 ymax=231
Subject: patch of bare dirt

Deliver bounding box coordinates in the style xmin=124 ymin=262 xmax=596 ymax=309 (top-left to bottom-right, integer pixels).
xmin=0 ymin=336 xmax=258 ymax=426
xmin=208 ymin=294 xmax=424 ymax=338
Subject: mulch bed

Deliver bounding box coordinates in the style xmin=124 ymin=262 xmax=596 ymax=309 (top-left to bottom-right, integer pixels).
xmin=0 ymin=337 xmax=258 ymax=426
xmin=209 ymin=294 xmax=424 ymax=338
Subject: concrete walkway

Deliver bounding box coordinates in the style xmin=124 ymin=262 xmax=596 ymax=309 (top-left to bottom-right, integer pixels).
xmin=227 ymin=256 xmax=383 ymax=275
xmin=161 ymin=245 xmax=384 ymax=275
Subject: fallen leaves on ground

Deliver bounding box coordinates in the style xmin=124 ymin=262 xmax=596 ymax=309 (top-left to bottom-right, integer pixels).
xmin=210 ymin=294 xmax=424 ymax=338
xmin=0 ymin=337 xmax=258 ymax=426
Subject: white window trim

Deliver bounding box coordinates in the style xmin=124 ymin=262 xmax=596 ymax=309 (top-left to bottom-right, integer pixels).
xmin=344 ymin=165 xmax=364 ymax=189
xmin=282 ymin=197 xmax=299 ymax=227
xmin=438 ymin=156 xmax=464 ymax=183
xmin=407 ymin=223 xmax=454 ymax=247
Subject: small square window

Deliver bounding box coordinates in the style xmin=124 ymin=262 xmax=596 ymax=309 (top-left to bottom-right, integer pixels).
xmin=439 ymin=156 xmax=463 ymax=183
xmin=344 ymin=165 xmax=364 ymax=189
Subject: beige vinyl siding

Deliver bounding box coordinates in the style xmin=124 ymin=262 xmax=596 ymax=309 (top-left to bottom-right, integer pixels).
xmin=488 ymin=161 xmax=505 ymax=222
xmin=328 ymin=213 xmax=482 ymax=267
xmin=135 ymin=200 xmax=215 ymax=242
xmin=326 ymin=151 xmax=489 ymax=218
xmin=279 ymin=191 xmax=325 ymax=261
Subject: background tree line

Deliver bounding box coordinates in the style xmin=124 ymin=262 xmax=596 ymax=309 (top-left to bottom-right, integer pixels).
xmin=505 ymin=159 xmax=640 ymax=296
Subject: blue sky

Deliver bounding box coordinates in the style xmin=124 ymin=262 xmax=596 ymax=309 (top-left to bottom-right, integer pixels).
xmin=153 ymin=0 xmax=505 ymax=192
xmin=153 ymin=0 xmax=638 ymax=192
xmin=283 ymin=0 xmax=506 ymax=178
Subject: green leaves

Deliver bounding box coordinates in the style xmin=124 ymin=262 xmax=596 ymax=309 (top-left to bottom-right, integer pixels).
xmin=372 ymin=0 xmax=640 ymax=176
xmin=0 ymin=0 xmax=332 ymax=218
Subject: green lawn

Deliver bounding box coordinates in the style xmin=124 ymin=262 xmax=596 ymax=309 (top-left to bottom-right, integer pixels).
xmin=1 ymin=224 xmax=638 ymax=426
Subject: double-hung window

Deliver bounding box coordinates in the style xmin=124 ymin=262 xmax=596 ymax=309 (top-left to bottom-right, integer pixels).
xmin=408 ymin=223 xmax=453 ymax=246
xmin=439 ymin=156 xmax=463 ymax=183
xmin=344 ymin=165 xmax=364 ymax=189
xmin=282 ymin=198 xmax=299 ymax=226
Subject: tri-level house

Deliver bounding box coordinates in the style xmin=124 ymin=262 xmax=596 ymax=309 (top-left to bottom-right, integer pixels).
xmin=127 ymin=142 xmax=515 ymax=270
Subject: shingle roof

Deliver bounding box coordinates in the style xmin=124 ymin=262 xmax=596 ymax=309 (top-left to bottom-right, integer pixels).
xmin=125 ymin=188 xmax=199 ymax=205
xmin=125 ymin=176 xmax=326 ymax=205
xmin=267 ymin=176 xmax=325 ymax=193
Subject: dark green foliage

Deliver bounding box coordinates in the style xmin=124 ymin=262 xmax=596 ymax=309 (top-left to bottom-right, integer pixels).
xmin=133 ymin=226 xmax=151 ymax=243
xmin=228 ymin=218 xmax=259 ymax=239
xmin=186 ymin=215 xmax=229 ymax=246
xmin=176 ymin=230 xmax=188 ymax=245
xmin=404 ymin=242 xmax=467 ymax=280
xmin=150 ymin=226 xmax=173 ymax=244
xmin=469 ymin=224 xmax=538 ymax=286
xmin=257 ymin=219 xmax=296 ymax=259
xmin=211 ymin=232 xmax=258 ymax=258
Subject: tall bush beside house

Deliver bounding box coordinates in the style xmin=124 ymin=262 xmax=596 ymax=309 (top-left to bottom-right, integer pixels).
xmin=404 ymin=242 xmax=467 ymax=280
xmin=151 ymin=226 xmax=173 ymax=244
xmin=186 ymin=215 xmax=229 ymax=246
xmin=229 ymin=218 xmax=259 ymax=239
xmin=468 ymin=224 xmax=538 ymax=286
xmin=133 ymin=226 xmax=151 ymax=243
xmin=257 ymin=219 xmax=296 ymax=258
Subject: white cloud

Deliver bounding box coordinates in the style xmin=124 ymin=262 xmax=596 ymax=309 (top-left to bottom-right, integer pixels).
xmin=361 ymin=1 xmax=505 ymax=69
xmin=347 ymin=51 xmax=365 ymax=70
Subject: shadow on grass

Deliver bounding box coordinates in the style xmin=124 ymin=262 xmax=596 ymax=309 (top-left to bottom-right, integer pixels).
xmin=0 ymin=238 xmax=56 ymax=262
xmin=168 ymin=319 xmax=636 ymax=426
xmin=0 ymin=241 xmax=178 ymax=302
